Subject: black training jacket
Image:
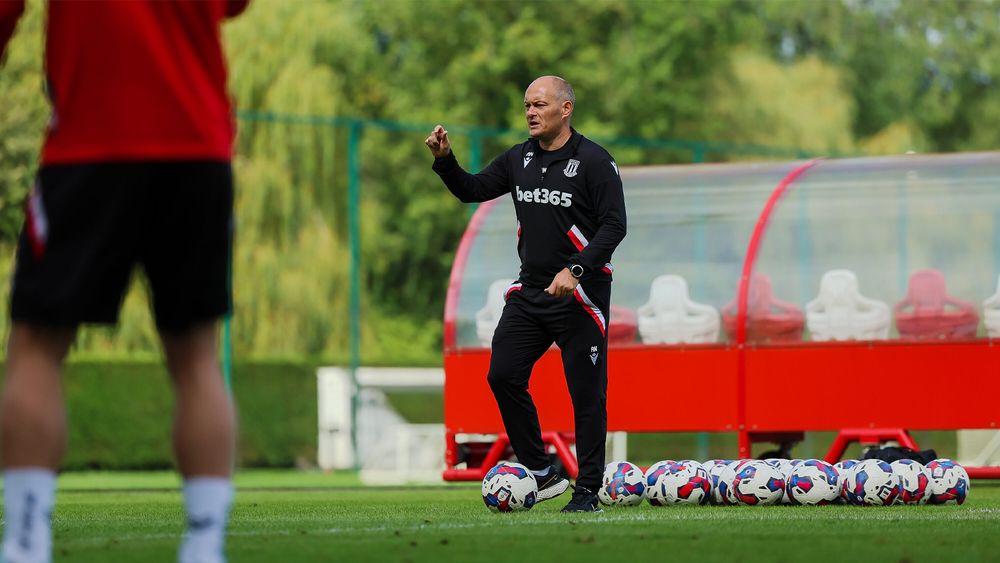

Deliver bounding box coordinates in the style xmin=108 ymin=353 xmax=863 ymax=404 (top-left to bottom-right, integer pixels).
xmin=433 ymin=129 xmax=627 ymax=288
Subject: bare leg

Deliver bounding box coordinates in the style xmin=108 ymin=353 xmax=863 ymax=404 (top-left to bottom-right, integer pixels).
xmin=1 ymin=323 xmax=75 ymax=563
xmin=162 ymin=321 xmax=236 ymax=563
xmin=1 ymin=323 xmax=76 ymax=470
xmin=160 ymin=321 xmax=236 ymax=477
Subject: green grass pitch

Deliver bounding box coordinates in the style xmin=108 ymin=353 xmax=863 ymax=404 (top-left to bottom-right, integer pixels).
xmin=12 ymin=471 xmax=1000 ymax=562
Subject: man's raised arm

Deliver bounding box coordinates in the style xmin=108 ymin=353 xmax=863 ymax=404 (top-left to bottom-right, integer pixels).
xmin=426 ymin=125 xmax=509 ymax=203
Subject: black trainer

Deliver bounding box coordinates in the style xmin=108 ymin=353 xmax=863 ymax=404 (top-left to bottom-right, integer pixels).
xmin=560 ymin=485 xmax=603 ymax=513
xmin=534 ymin=467 xmax=570 ymax=502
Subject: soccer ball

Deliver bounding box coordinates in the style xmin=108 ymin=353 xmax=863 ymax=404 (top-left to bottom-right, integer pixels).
xmin=834 ymin=459 xmax=859 ymax=473
xmin=926 ymin=459 xmax=969 ymax=505
xmin=762 ymin=458 xmax=783 ymax=469
xmin=763 ymin=458 xmax=796 ymax=475
xmin=481 ymin=462 xmax=538 ymax=512
xmin=644 ymin=460 xmax=712 ymax=506
xmin=705 ymin=460 xmax=733 ymax=505
xmin=833 ymin=460 xmax=860 ymax=503
xmin=842 ymin=459 xmax=900 ymax=506
xmin=713 ymin=459 xmax=752 ymax=505
xmin=732 ymin=460 xmax=785 ymax=505
xmin=891 ymin=459 xmax=931 ymax=505
xmin=786 ymin=459 xmax=840 ymax=505
xmin=599 ymin=461 xmax=646 ymax=506
xmin=762 ymin=458 xmax=795 ymax=504
xmin=702 ymin=460 xmax=729 ymax=477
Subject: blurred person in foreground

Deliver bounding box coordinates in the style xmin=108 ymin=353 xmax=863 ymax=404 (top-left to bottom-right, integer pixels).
xmin=425 ymin=76 xmax=627 ymax=512
xmin=0 ymin=1 xmax=248 ymax=562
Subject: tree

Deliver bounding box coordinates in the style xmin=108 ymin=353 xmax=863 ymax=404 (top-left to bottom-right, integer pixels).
xmin=3 ymin=0 xmax=997 ymax=362
xmin=0 ymin=0 xmax=44 ymax=244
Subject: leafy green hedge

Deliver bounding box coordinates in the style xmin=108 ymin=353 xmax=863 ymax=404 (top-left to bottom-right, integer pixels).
xmin=60 ymin=361 xmax=317 ymax=470
xmin=45 ymin=361 xmax=962 ymax=470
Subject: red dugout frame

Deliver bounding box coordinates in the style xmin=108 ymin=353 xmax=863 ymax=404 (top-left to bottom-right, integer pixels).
xmin=442 ymin=157 xmax=1000 ymax=481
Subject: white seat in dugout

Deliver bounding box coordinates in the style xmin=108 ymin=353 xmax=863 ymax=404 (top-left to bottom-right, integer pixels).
xmin=637 ymin=274 xmax=720 ymax=344
xmin=806 ymin=269 xmax=890 ymax=341
xmin=982 ymin=274 xmax=1000 ymax=338
xmin=476 ymin=279 xmax=516 ymax=348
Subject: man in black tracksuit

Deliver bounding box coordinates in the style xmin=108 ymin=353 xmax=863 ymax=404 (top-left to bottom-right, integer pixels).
xmin=426 ymin=76 xmax=626 ymax=512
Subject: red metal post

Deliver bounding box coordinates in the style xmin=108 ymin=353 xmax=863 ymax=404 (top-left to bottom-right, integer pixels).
xmin=735 ymin=160 xmax=821 ymax=458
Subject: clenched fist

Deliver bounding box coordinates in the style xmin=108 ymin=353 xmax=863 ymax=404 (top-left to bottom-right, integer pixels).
xmin=424 ymin=125 xmax=452 ymax=158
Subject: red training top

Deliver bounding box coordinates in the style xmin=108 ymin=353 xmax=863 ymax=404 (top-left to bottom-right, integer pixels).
xmin=0 ymin=0 xmax=248 ymax=165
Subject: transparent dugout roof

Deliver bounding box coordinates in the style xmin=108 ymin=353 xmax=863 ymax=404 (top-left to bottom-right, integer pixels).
xmin=449 ymin=152 xmax=1000 ymax=350
xmin=756 ymin=152 xmax=1000 ymax=342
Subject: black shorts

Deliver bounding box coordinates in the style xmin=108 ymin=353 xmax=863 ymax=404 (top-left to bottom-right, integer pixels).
xmin=10 ymin=161 xmax=233 ymax=331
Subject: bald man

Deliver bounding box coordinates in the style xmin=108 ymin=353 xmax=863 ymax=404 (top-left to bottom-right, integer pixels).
xmin=426 ymin=76 xmax=627 ymax=512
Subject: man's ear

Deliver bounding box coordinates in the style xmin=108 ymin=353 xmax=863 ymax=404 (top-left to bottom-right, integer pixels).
xmin=562 ymin=101 xmax=573 ymax=119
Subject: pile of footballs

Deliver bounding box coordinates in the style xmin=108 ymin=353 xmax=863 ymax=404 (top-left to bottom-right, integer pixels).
xmin=481 ymin=457 xmax=970 ymax=512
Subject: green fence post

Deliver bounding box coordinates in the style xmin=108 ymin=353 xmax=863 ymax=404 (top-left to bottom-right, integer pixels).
xmin=692 ymin=143 xmax=705 ymax=164
xmin=696 ymin=433 xmax=709 ymax=462
xmin=468 ymin=130 xmax=483 ymax=217
xmin=469 ymin=130 xmax=483 ymax=172
xmin=347 ymin=120 xmax=363 ymax=471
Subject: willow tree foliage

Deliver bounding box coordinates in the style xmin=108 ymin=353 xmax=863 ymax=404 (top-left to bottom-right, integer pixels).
xmin=1 ymin=0 xmax=999 ymax=362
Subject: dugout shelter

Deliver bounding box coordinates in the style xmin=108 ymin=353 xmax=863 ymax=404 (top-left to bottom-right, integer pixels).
xmin=442 ymin=152 xmax=1000 ymax=481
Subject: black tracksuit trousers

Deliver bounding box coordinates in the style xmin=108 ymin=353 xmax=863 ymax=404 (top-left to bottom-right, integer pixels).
xmin=487 ymin=282 xmax=610 ymax=492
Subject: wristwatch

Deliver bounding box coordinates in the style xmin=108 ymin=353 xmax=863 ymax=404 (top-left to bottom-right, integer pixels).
xmin=569 ymin=264 xmax=584 ymax=279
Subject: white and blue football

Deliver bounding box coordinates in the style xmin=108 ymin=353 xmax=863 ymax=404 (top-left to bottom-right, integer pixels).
xmin=841 ymin=459 xmax=900 ymax=506
xmin=481 ymin=462 xmax=538 ymax=512
xmin=645 ymin=460 xmax=712 ymax=505
xmin=599 ymin=461 xmax=646 ymax=506
xmin=891 ymin=459 xmax=932 ymax=505
xmin=926 ymin=459 xmax=969 ymax=505
xmin=732 ymin=460 xmax=785 ymax=505
xmin=786 ymin=459 xmax=840 ymax=505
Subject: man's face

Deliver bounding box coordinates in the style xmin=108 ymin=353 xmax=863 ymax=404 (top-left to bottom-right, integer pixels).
xmin=524 ymin=80 xmax=569 ymax=141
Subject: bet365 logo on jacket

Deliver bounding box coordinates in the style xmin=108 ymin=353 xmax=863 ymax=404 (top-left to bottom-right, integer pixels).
xmin=515 ymin=186 xmax=574 ymax=207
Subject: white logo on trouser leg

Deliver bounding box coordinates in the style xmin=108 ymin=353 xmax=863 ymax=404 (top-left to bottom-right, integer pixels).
xmin=589 ymin=345 xmax=599 ymax=365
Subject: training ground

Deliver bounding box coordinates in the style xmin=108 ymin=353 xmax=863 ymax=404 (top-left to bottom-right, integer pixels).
xmin=16 ymin=470 xmax=1000 ymax=562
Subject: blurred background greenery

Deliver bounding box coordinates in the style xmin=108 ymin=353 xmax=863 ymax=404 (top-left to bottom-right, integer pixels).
xmin=2 ymin=0 xmax=999 ymax=365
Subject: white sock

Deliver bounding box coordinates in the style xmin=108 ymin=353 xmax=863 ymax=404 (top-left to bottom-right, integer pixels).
xmin=531 ymin=466 xmax=551 ymax=477
xmin=178 ymin=477 xmax=234 ymax=563
xmin=2 ymin=468 xmax=56 ymax=563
